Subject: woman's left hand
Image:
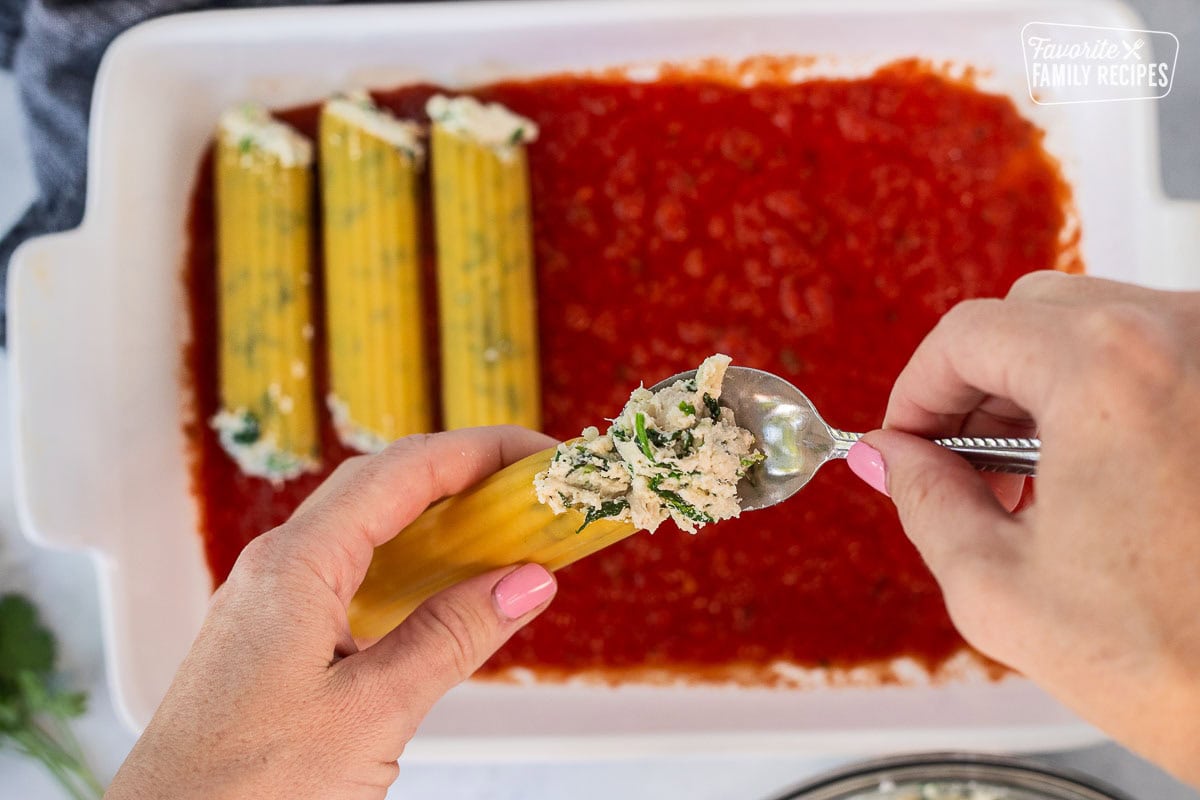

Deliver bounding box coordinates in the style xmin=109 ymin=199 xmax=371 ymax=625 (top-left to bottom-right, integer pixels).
xmin=107 ymin=426 xmax=559 ymax=800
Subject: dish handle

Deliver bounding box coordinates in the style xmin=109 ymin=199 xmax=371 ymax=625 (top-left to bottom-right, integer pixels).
xmin=8 ymin=228 xmax=122 ymax=553
xmin=1150 ymin=198 xmax=1200 ymax=290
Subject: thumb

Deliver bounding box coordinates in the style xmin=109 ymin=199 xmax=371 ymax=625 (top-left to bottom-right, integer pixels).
xmin=847 ymin=431 xmax=1023 ymax=591
xmin=351 ymin=563 xmax=556 ymax=721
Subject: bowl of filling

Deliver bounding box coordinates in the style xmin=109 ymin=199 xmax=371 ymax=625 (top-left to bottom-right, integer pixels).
xmin=773 ymin=753 xmax=1132 ymax=800
xmin=8 ymin=0 xmax=1198 ymax=757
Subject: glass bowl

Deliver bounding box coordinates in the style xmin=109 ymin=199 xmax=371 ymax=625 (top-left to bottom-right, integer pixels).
xmin=771 ymin=753 xmax=1133 ymax=800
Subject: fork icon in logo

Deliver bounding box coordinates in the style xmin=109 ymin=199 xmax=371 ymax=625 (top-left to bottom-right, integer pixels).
xmin=1123 ymin=38 xmax=1145 ymax=60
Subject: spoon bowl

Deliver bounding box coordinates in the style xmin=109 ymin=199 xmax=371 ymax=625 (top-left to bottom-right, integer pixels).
xmin=651 ymin=366 xmax=1041 ymax=512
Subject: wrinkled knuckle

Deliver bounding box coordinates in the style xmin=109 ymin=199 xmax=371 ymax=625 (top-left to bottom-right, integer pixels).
xmin=329 ymin=453 xmax=369 ymax=479
xmin=893 ymin=467 xmax=943 ymax=525
xmin=937 ymin=298 xmax=1002 ymax=337
xmin=381 ymin=432 xmax=437 ymax=461
xmin=233 ymin=529 xmax=286 ymax=578
xmin=418 ymin=597 xmax=488 ymax=682
xmin=376 ymin=433 xmax=441 ymax=492
xmin=1079 ymin=304 xmax=1183 ymax=393
xmin=1007 ymin=269 xmax=1069 ymax=301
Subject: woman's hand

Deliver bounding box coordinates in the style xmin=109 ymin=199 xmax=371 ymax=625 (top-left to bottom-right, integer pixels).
xmin=107 ymin=426 xmax=559 ymax=800
xmin=846 ymin=272 xmax=1200 ymax=785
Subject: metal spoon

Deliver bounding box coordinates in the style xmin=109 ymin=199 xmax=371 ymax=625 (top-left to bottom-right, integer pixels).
xmin=651 ymin=366 xmax=1040 ymax=512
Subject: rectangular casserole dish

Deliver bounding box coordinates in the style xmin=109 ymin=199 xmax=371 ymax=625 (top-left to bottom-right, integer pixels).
xmin=9 ymin=0 xmax=1199 ymax=758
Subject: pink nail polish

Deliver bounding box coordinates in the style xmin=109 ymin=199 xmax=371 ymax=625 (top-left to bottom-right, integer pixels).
xmin=493 ymin=564 xmax=556 ymax=620
xmin=847 ymin=442 xmax=889 ymax=497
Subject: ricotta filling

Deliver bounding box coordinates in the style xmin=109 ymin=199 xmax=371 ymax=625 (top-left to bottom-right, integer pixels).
xmin=324 ymin=91 xmax=424 ymax=162
xmin=210 ymin=408 xmax=318 ymax=485
xmin=534 ymin=354 xmax=764 ymax=534
xmin=425 ymin=94 xmax=538 ymax=160
xmin=325 ymin=394 xmax=390 ymax=455
xmin=217 ymin=103 xmax=312 ymax=167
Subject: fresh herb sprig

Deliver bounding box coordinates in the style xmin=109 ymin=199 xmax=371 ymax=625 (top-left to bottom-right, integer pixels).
xmin=0 ymin=594 xmax=102 ymax=800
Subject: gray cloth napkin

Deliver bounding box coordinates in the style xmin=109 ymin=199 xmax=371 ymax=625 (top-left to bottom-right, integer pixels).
xmin=0 ymin=0 xmax=380 ymax=345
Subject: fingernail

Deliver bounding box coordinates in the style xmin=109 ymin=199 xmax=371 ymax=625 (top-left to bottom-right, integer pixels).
xmin=847 ymin=442 xmax=889 ymax=497
xmin=493 ymin=564 xmax=556 ymax=620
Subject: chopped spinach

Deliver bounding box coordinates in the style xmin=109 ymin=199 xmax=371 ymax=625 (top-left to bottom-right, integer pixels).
xmin=678 ymin=400 xmax=696 ymax=416
xmin=633 ymin=412 xmax=655 ymax=460
xmin=674 ymin=428 xmax=695 ymax=457
xmin=648 ymin=475 xmax=713 ymax=524
xmin=231 ymin=411 xmax=261 ymax=445
xmin=646 ymin=427 xmax=672 ymax=448
xmin=577 ymin=499 xmax=629 ymax=533
xmin=738 ymin=452 xmax=766 ymax=474
xmin=565 ymin=445 xmax=609 ymax=476
xmin=702 ymin=393 xmax=721 ymax=421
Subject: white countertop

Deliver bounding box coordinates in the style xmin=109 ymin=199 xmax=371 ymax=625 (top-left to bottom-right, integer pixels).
xmin=0 ymin=67 xmax=1196 ymax=800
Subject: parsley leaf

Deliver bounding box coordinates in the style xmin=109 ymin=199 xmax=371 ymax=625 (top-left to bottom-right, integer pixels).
xmin=0 ymin=595 xmax=54 ymax=676
xmin=0 ymin=594 xmax=103 ymax=799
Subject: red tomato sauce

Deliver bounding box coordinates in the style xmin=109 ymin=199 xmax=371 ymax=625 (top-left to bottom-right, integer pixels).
xmin=183 ymin=60 xmax=1077 ymax=681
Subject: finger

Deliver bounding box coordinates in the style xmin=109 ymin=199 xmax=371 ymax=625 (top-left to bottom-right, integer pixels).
xmin=285 ymin=426 xmax=558 ymax=605
xmin=344 ymin=563 xmax=557 ymax=724
xmin=1009 ymin=273 xmax=1200 ymax=344
xmin=882 ymin=298 xmax=1066 ymax=436
xmin=291 ymin=454 xmax=370 ymax=518
xmin=849 ymin=431 xmax=1026 ymax=599
xmin=1007 ymin=270 xmax=1161 ymax=307
xmin=957 ymin=402 xmax=1037 ymax=511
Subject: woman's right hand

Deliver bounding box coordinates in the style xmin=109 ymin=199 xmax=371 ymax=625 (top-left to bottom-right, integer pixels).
xmin=847 ymin=271 xmax=1200 ymax=785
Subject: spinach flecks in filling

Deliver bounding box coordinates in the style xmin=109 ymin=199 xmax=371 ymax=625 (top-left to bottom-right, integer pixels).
xmin=231 ymin=411 xmax=261 ymax=445
xmin=577 ymin=498 xmax=630 ymax=533
xmin=646 ymin=427 xmax=672 ymax=448
xmin=634 ymin=412 xmax=655 ymax=461
xmin=738 ymin=452 xmax=766 ymax=475
xmin=703 ymin=393 xmax=721 ymax=421
xmin=648 ymin=474 xmax=713 ymax=524
xmin=678 ymin=400 xmax=696 ymax=416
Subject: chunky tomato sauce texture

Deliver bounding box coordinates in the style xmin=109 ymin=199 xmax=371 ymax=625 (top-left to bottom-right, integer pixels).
xmin=184 ymin=60 xmax=1077 ymax=681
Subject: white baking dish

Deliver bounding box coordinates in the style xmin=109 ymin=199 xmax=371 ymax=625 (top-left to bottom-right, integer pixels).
xmin=9 ymin=0 xmax=1199 ymax=758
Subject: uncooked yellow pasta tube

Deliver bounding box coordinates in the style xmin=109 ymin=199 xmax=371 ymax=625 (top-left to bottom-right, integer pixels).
xmin=348 ymin=446 xmax=635 ymax=640
xmin=320 ymin=92 xmax=431 ymax=452
xmin=212 ymin=104 xmax=320 ymax=483
xmin=427 ymin=94 xmax=542 ymax=431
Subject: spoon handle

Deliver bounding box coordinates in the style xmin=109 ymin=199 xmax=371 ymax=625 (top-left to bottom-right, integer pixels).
xmin=830 ymin=430 xmax=1040 ymax=476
